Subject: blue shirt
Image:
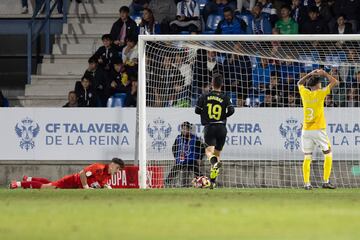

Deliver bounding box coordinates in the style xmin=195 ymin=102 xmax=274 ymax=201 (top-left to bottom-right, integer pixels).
xmin=172 ymin=134 xmax=204 ymax=165
xmin=216 ymin=17 xmax=246 ymax=35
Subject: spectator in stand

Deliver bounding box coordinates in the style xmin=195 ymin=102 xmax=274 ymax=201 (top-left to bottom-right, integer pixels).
xmin=93 ymin=34 xmax=118 ymax=72
xmin=110 ymin=6 xmax=138 ymax=49
xmin=75 ymin=75 xmax=98 ymax=107
xmin=247 ymin=3 xmax=272 ymax=34
xmin=129 ymin=0 xmax=150 ymax=15
xmin=275 ymin=5 xmax=298 ymax=34
xmin=170 ymin=0 xmax=202 ymax=34
xmin=259 ymin=90 xmax=278 ymax=107
xmin=169 ymin=84 xmax=191 ymax=107
xmin=314 ymin=0 xmax=332 ymax=22
xmin=203 ymin=0 xmax=237 ymax=22
xmin=301 ymin=6 xmax=329 ymax=34
xmin=331 ymin=15 xmax=353 ymax=34
xmin=156 ymin=56 xmax=184 ymax=107
xmin=174 ymin=53 xmax=192 ymax=87
xmin=285 ymin=93 xmax=297 ymax=107
xmin=291 ymin=0 xmax=308 ymax=28
xmin=107 ymin=58 xmax=129 ymax=100
xmin=0 ymin=90 xmax=9 ymax=107
xmin=346 ymin=88 xmax=359 ymax=107
xmin=124 ymin=75 xmax=138 ymax=107
xmin=352 ymin=71 xmax=360 ymax=90
xmin=223 ymin=44 xmax=252 ymax=103
xmin=139 ymin=8 xmax=160 ymax=35
xmin=165 ymin=121 xmax=205 ymax=187
xmin=324 ymin=94 xmax=337 ymax=107
xmin=215 ymin=7 xmax=247 ymax=34
xmin=84 ymin=56 xmax=107 ymax=107
xmin=330 ymin=66 xmax=346 ymax=107
xmin=333 ymin=0 xmax=360 ymax=34
xmin=257 ymin=0 xmax=278 ymax=25
xmin=206 ymin=51 xmax=224 ymax=83
xmin=63 ymin=91 xmax=78 ymax=108
xmin=267 ymin=72 xmax=283 ymax=104
xmin=344 ymin=49 xmax=360 ymax=85
xmin=148 ymin=0 xmax=177 ymax=34
xmin=122 ymin=36 xmax=138 ymax=76
xmin=237 ymin=0 xmax=256 ymax=12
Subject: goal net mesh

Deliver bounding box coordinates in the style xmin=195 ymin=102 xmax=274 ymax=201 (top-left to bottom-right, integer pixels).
xmin=142 ymin=37 xmax=360 ymax=188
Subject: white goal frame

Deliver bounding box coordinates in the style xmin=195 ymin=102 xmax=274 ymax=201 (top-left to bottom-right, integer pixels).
xmin=137 ymin=34 xmax=360 ymax=189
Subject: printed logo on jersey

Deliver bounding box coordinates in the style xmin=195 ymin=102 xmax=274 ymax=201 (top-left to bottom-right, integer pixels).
xmin=147 ymin=118 xmax=172 ymax=152
xmin=279 ymin=118 xmax=302 ymax=152
xmin=15 ymin=117 xmax=40 ymax=151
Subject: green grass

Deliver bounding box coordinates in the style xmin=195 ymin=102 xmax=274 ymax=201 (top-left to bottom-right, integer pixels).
xmin=0 ymin=189 xmax=360 ymax=240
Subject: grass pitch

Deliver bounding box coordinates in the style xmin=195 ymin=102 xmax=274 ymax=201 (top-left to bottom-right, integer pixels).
xmin=0 ymin=188 xmax=359 ymax=240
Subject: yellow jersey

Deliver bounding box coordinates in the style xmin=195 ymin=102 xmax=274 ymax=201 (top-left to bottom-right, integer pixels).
xmin=299 ymin=85 xmax=330 ymax=130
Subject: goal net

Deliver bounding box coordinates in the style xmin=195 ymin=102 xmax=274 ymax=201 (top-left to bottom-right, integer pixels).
xmin=137 ymin=35 xmax=360 ymax=189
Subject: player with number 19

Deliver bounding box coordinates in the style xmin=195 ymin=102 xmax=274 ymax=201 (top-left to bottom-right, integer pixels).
xmin=195 ymin=74 xmax=235 ymax=189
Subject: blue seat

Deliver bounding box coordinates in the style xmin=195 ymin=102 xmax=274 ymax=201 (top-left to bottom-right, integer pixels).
xmin=107 ymin=93 xmax=127 ymax=108
xmin=203 ymin=14 xmax=223 ymax=34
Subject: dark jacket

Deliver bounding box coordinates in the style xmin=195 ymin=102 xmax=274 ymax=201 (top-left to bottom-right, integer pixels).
xmin=334 ymin=0 xmax=360 ymax=21
xmin=317 ymin=3 xmax=332 ymax=22
xmin=301 ymin=18 xmax=329 ymax=34
xmin=84 ymin=67 xmax=107 ymax=92
xmin=332 ymin=23 xmax=353 ymax=34
xmin=107 ymin=69 xmax=130 ymax=97
xmin=93 ymin=46 xmax=119 ymax=71
xmin=75 ymin=82 xmax=98 ymax=107
xmin=110 ymin=17 xmax=138 ymax=42
xmin=291 ymin=5 xmax=308 ymax=27
xmin=215 ymin=17 xmax=247 ymax=34
xmin=124 ymin=91 xmax=137 ymax=107
xmin=83 ymin=67 xmax=108 ymax=106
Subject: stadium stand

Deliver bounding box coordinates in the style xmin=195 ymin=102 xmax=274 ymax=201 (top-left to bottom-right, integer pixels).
xmin=1 ymin=0 xmax=360 ymax=107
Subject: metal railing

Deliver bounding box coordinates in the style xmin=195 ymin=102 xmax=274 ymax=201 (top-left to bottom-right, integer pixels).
xmin=27 ymin=0 xmax=69 ymax=84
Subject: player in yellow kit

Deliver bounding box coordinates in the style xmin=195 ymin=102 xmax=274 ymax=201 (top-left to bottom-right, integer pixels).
xmin=297 ymin=69 xmax=339 ymax=190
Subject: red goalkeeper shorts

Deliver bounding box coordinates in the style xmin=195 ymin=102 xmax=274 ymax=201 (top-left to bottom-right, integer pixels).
xmin=51 ymin=174 xmax=82 ymax=189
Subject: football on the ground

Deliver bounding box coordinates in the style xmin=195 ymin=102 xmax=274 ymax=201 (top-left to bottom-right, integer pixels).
xmin=192 ymin=176 xmax=211 ymax=188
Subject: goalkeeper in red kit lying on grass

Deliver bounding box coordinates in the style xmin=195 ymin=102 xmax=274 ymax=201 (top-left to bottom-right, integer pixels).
xmin=9 ymin=158 xmax=125 ymax=189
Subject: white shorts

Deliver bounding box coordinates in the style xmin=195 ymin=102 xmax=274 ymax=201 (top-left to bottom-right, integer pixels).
xmin=301 ymin=130 xmax=331 ymax=153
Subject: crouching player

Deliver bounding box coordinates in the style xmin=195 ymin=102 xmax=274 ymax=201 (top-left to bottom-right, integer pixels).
xmin=9 ymin=158 xmax=125 ymax=189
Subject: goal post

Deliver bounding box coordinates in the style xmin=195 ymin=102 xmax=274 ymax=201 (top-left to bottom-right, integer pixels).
xmin=137 ymin=34 xmax=360 ymax=189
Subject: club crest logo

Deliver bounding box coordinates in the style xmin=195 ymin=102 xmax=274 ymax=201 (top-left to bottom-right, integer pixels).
xmin=147 ymin=118 xmax=172 ymax=152
xmin=279 ymin=118 xmax=302 ymax=152
xmin=15 ymin=118 xmax=40 ymax=151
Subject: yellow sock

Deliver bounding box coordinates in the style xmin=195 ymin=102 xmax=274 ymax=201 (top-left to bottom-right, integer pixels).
xmin=303 ymin=155 xmax=312 ymax=185
xmin=323 ymin=153 xmax=333 ymax=183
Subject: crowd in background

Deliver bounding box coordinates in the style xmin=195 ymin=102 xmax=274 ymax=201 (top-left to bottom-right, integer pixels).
xmin=3 ymin=0 xmax=359 ymax=108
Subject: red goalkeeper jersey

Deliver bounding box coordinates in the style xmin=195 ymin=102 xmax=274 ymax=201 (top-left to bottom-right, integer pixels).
xmin=51 ymin=163 xmax=112 ymax=189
